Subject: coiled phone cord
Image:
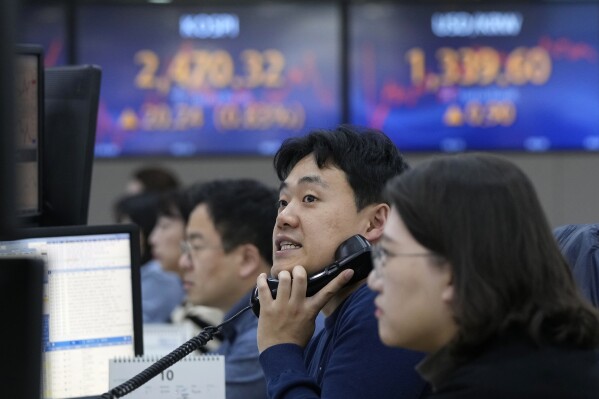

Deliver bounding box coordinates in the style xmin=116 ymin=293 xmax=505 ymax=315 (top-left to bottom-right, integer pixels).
xmin=100 ymin=304 xmax=252 ymax=399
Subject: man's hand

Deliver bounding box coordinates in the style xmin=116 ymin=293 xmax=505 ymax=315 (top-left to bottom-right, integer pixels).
xmin=256 ymin=265 xmax=354 ymax=352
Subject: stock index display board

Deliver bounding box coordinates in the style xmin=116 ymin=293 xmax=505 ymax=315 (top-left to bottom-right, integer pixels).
xmin=19 ymin=5 xmax=67 ymax=67
xmin=78 ymin=4 xmax=341 ymax=157
xmin=350 ymin=3 xmax=599 ymax=152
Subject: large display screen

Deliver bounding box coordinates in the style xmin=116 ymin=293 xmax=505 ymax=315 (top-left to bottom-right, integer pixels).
xmin=77 ymin=4 xmax=341 ymax=157
xmin=19 ymin=5 xmax=67 ymax=67
xmin=350 ymin=3 xmax=599 ymax=152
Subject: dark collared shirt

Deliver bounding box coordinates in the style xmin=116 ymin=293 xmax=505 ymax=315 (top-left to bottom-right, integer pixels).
xmin=416 ymin=343 xmax=458 ymax=390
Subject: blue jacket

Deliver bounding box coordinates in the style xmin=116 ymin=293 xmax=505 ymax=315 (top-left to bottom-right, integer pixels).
xmin=140 ymin=260 xmax=185 ymax=323
xmin=554 ymin=224 xmax=599 ymax=307
xmin=259 ymin=284 xmax=430 ymax=399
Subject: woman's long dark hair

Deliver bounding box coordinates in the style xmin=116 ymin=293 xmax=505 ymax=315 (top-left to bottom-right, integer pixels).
xmin=385 ymin=153 xmax=599 ymax=356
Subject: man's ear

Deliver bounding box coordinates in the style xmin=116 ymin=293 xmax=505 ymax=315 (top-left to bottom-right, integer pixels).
xmin=235 ymin=244 xmax=263 ymax=279
xmin=362 ymin=203 xmax=389 ymax=243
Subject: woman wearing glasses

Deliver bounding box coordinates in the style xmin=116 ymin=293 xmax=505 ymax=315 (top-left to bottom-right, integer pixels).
xmin=368 ymin=153 xmax=599 ymax=398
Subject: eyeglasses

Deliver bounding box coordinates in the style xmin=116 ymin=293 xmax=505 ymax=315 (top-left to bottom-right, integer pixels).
xmin=180 ymin=240 xmax=222 ymax=258
xmin=371 ymin=244 xmax=437 ymax=279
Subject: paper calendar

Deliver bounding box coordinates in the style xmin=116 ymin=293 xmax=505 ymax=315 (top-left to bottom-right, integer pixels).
xmin=109 ymin=355 xmax=225 ymax=399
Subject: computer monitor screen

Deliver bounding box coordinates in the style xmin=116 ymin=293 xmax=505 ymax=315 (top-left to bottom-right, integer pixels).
xmin=77 ymin=3 xmax=341 ymax=157
xmin=18 ymin=4 xmax=67 ymax=67
xmin=15 ymin=44 xmax=43 ymax=216
xmin=0 ymin=224 xmax=143 ymax=399
xmin=42 ymin=65 xmax=102 ymax=227
xmin=349 ymin=2 xmax=599 ymax=152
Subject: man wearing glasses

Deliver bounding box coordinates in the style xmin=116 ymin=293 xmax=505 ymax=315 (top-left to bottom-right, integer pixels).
xmin=179 ymin=178 xmax=278 ymax=399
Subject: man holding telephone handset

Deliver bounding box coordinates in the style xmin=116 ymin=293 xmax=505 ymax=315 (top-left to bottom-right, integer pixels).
xmin=255 ymin=125 xmax=429 ymax=398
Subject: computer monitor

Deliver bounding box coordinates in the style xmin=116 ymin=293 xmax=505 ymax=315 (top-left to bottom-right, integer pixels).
xmin=0 ymin=257 xmax=44 ymax=399
xmin=0 ymin=224 xmax=143 ymax=399
xmin=0 ymin=0 xmax=16 ymax=238
xmin=15 ymin=44 xmax=44 ymax=220
xmin=42 ymin=65 xmax=102 ymax=226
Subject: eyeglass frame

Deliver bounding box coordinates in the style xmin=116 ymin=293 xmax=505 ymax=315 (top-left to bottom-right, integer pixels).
xmin=370 ymin=243 xmax=440 ymax=279
xmin=180 ymin=240 xmax=223 ymax=258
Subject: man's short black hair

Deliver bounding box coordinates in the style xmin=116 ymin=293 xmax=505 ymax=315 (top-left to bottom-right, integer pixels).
xmin=273 ymin=124 xmax=409 ymax=210
xmin=183 ymin=179 xmax=278 ymax=264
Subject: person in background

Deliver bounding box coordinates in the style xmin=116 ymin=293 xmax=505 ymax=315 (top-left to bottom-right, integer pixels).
xmin=114 ymin=192 xmax=185 ymax=323
xmin=368 ymin=153 xmax=599 ymax=398
xmin=125 ymin=165 xmax=180 ymax=195
xmin=179 ymin=178 xmax=278 ymax=399
xmin=149 ymin=189 xmax=223 ymax=351
xmin=255 ymin=125 xmax=429 ymax=399
xmin=149 ymin=190 xmax=189 ymax=278
xmin=553 ymin=223 xmax=599 ymax=308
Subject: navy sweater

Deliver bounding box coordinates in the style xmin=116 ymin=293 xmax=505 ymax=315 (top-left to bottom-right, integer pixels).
xmin=259 ymin=284 xmax=430 ymax=399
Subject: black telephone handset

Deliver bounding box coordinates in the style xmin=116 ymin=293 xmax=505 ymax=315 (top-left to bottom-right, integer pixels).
xmin=250 ymin=234 xmax=372 ymax=317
